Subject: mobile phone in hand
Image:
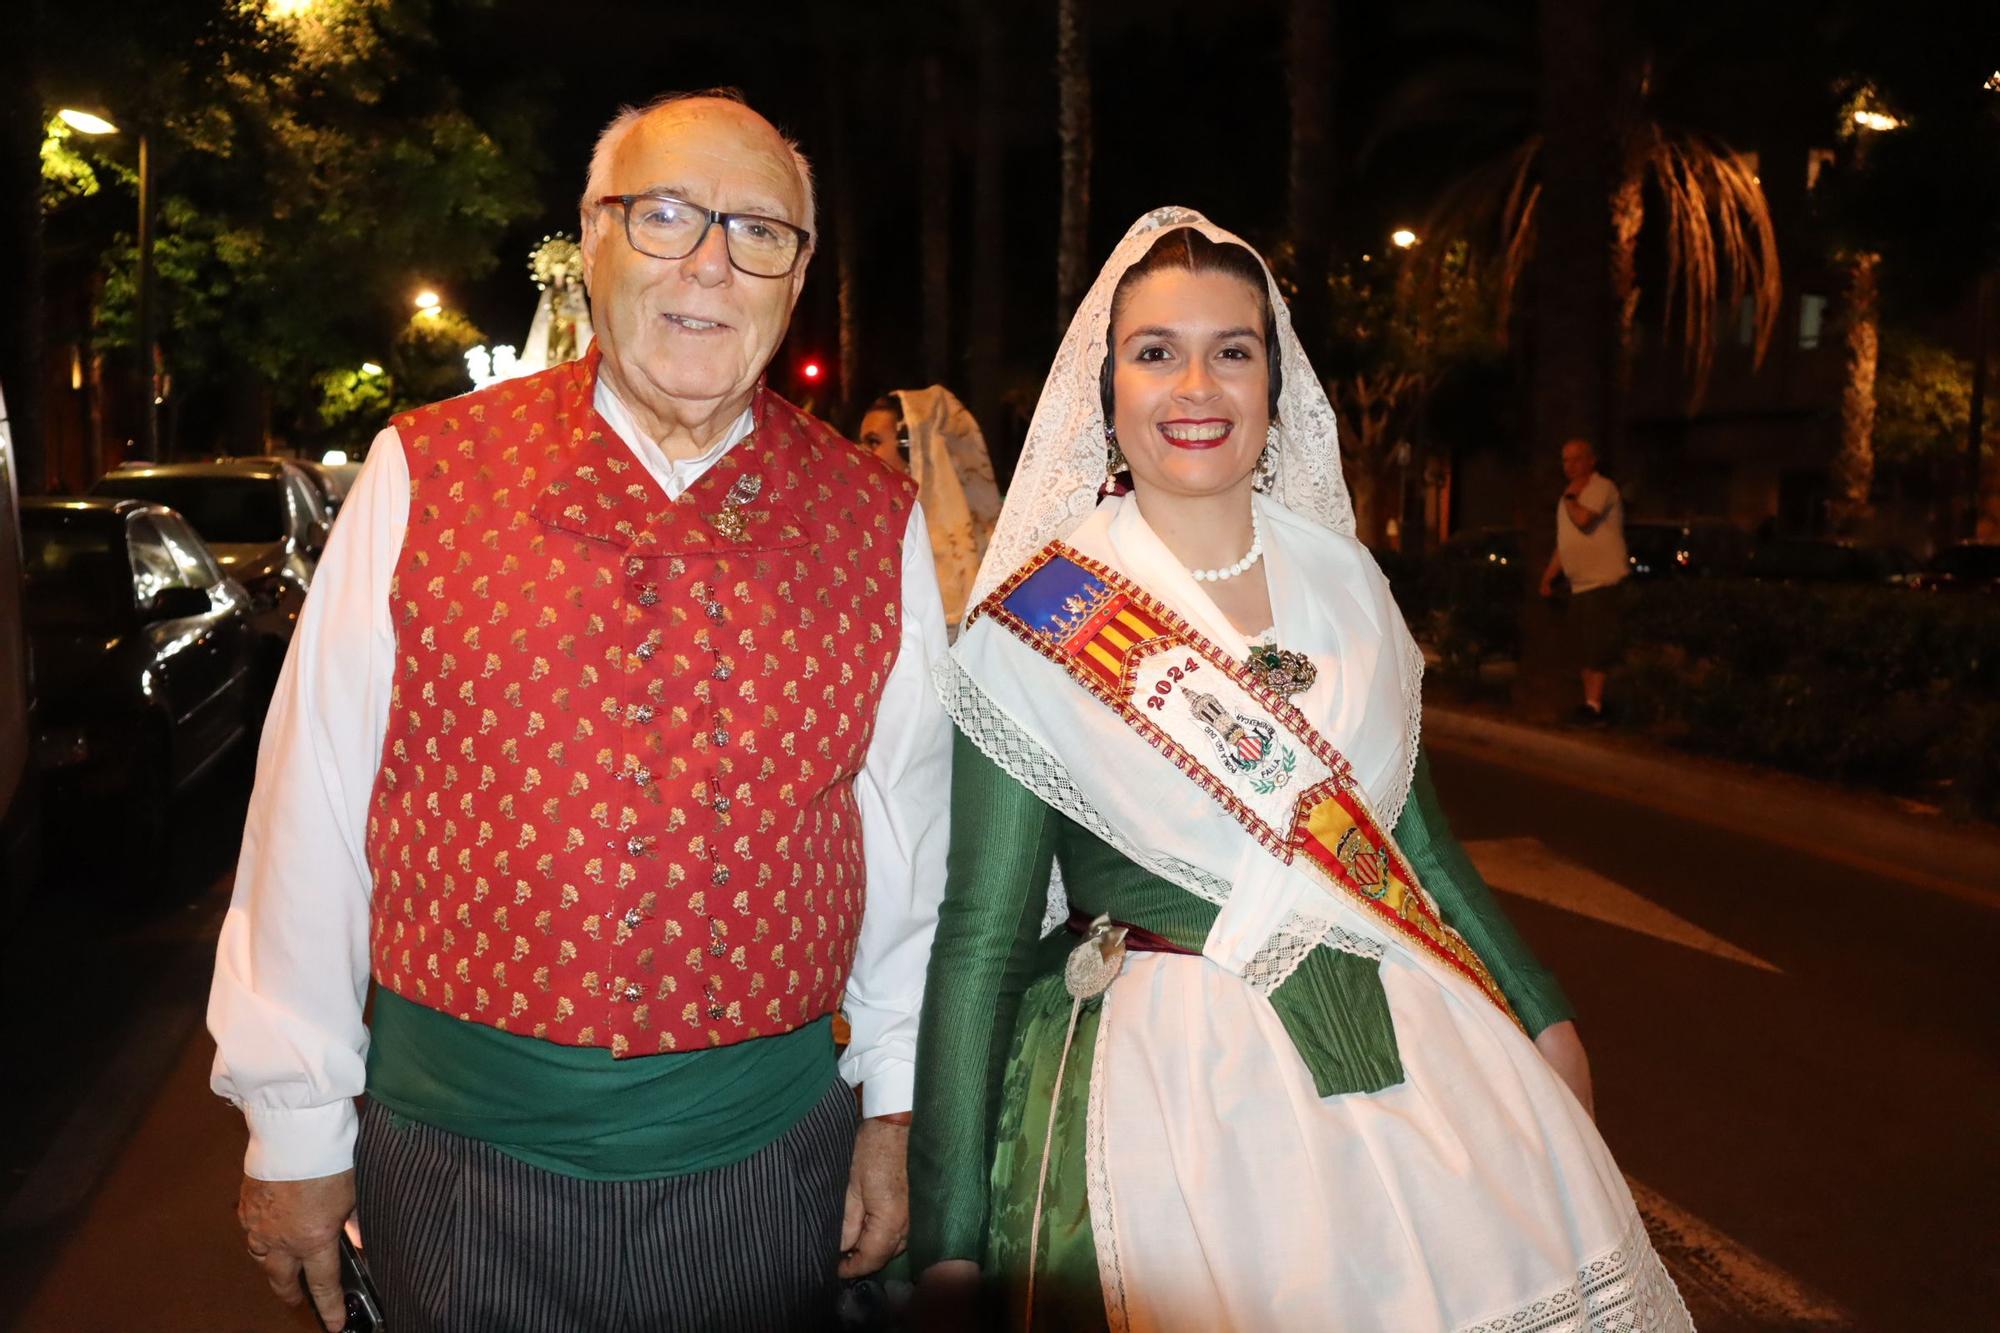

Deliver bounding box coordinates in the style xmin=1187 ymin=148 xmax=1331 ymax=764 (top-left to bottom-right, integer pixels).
xmin=300 ymin=1232 xmax=384 ymax=1332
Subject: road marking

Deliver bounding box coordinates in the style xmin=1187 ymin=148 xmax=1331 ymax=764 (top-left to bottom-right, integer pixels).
xmin=1630 ymin=1178 xmax=1853 ymax=1328
xmin=1464 ymin=836 xmax=1781 ymax=973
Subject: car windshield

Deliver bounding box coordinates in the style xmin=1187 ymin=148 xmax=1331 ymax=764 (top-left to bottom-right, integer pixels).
xmin=93 ymin=475 xmax=287 ymax=544
xmin=21 ymin=519 xmax=129 ymax=628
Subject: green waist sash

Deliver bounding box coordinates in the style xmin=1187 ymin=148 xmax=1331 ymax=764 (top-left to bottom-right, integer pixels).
xmin=365 ymin=989 xmax=837 ymax=1181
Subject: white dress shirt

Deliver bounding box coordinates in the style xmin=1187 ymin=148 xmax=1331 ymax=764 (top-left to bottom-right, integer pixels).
xmin=209 ymin=380 xmax=953 ymax=1181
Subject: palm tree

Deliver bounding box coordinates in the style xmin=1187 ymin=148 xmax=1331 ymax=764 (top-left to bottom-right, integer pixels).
xmin=1384 ymin=2 xmax=1783 ymax=428
xmin=1418 ymin=106 xmax=1782 ymax=417
xmin=1829 ymin=249 xmax=1879 ymax=527
xmin=1054 ymin=0 xmax=1092 ymax=334
xmin=964 ymin=0 xmax=1006 ymax=441
xmin=920 ymin=54 xmax=952 ymax=385
xmin=1284 ymin=0 xmax=1336 ymax=346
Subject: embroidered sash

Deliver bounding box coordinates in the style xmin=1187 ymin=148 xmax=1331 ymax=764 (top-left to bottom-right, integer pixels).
xmin=972 ymin=541 xmax=1521 ymax=1028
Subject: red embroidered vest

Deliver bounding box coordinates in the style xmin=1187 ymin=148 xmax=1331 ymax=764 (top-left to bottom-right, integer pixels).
xmin=366 ymin=349 xmax=915 ymax=1056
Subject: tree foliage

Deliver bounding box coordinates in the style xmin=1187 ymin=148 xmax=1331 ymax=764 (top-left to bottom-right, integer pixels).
xmin=42 ymin=0 xmax=540 ymax=441
xmin=1318 ymin=240 xmax=1498 ymax=541
xmin=1874 ymin=330 xmax=1985 ymax=468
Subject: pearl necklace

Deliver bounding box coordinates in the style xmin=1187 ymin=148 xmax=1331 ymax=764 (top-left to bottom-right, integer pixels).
xmin=1189 ymin=511 xmax=1263 ymax=583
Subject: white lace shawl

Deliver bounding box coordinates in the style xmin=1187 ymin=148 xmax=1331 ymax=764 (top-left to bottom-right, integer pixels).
xmin=891 ymin=384 xmax=1000 ymax=628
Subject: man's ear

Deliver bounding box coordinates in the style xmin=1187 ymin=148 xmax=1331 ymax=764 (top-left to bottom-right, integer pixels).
xmin=579 ymin=210 xmax=598 ymax=291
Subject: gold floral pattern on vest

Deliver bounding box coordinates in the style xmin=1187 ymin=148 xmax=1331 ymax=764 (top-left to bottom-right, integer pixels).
xmin=368 ymin=347 xmax=916 ymax=1055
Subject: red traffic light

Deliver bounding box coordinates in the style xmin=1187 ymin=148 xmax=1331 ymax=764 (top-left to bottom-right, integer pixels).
xmin=802 ymin=361 xmax=822 ymax=380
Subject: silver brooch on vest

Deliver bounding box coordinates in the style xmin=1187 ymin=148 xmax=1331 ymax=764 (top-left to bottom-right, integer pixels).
xmin=708 ymin=473 xmax=762 ymax=542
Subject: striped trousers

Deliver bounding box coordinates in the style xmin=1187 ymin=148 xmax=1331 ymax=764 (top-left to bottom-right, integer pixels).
xmin=353 ymin=1080 xmax=857 ymax=1332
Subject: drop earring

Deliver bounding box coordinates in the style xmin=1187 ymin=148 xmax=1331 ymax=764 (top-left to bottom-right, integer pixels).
xmin=1104 ymin=424 xmax=1128 ymax=492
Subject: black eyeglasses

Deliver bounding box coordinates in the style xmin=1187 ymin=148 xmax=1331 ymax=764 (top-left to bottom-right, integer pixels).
xmin=596 ymin=194 xmax=811 ymax=278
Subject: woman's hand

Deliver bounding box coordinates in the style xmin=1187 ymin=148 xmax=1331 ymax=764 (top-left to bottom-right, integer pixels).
xmin=1534 ymin=1020 xmax=1595 ymax=1120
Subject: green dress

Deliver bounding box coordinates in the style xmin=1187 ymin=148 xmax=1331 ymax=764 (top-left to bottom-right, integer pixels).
xmin=909 ymin=733 xmax=1573 ymax=1326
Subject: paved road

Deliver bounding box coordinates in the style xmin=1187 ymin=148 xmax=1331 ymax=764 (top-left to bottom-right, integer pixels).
xmin=1 ymin=737 xmax=1993 ymax=1330
xmin=1426 ymin=743 xmax=1999 ymax=1333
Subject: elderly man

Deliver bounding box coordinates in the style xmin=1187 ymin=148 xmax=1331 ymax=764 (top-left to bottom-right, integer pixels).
xmin=1539 ymin=437 xmax=1630 ymax=721
xmin=210 ymin=90 xmax=950 ymax=1331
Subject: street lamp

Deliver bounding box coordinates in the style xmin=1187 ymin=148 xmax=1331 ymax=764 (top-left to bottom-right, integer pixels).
xmin=1391 ymin=228 xmax=1419 ymax=249
xmin=57 ymin=108 xmax=117 ymax=136
xmin=413 ymin=290 xmax=442 ymax=319
xmin=58 ymin=107 xmax=160 ymax=461
xmin=1851 ymin=109 xmax=1904 ymax=132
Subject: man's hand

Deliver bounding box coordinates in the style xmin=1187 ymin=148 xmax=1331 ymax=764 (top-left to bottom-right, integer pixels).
xmin=1534 ymin=1020 xmax=1595 ymax=1120
xmin=838 ymin=1116 xmax=910 ymax=1278
xmin=238 ymin=1169 xmax=356 ymax=1329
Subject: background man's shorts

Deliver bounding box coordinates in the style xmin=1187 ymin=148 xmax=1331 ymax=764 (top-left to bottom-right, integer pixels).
xmin=1568 ymin=583 xmax=1627 ymax=672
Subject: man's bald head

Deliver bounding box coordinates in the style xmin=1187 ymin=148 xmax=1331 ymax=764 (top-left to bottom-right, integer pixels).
xmin=581 ymin=89 xmax=816 ymax=239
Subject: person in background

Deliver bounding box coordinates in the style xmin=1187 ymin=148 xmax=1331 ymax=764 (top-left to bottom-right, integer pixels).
xmin=858 ymin=387 xmax=1001 ymax=632
xmin=1540 ymin=436 xmax=1630 ymax=723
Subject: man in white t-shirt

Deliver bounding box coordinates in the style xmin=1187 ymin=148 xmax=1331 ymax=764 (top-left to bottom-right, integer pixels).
xmin=1539 ymin=438 xmax=1628 ymax=721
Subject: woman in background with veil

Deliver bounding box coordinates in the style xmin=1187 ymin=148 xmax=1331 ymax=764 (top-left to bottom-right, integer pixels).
xmin=908 ymin=207 xmax=1691 ymax=1332
xmin=858 ymin=385 xmax=1002 ymax=632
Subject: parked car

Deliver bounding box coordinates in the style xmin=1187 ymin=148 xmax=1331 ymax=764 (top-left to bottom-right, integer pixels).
xmin=1624 ymin=519 xmax=1754 ymax=581
xmin=90 ymin=459 xmax=325 ymax=683
xmin=1437 ymin=525 xmax=1525 ymax=570
xmin=1906 ymin=542 xmax=2000 ymax=594
xmin=21 ymin=497 xmax=259 ymax=866
xmin=0 ymin=380 xmax=38 ymax=905
xmin=1744 ymin=537 xmax=1912 ymax=584
xmin=1421 ymin=526 xmax=1529 ymax=666
xmin=239 ymin=455 xmax=345 ymax=522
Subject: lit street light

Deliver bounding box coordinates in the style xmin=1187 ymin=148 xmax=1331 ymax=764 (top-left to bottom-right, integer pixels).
xmin=1852 ymin=109 xmax=1904 ymax=132
xmin=1391 ymin=228 xmax=1419 ymax=249
xmin=413 ymin=290 xmax=442 ymax=319
xmin=59 ymin=107 xmax=160 ymax=461
xmin=360 ymin=362 xmax=383 ymax=377
xmin=57 ymin=108 xmax=118 ymax=136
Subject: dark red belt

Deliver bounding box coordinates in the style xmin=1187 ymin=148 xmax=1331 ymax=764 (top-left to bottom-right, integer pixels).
xmin=1065 ymin=910 xmax=1199 ymax=956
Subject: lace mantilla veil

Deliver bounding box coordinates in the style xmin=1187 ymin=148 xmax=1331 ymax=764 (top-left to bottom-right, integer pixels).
xmin=968 ymin=206 xmax=1355 ymax=608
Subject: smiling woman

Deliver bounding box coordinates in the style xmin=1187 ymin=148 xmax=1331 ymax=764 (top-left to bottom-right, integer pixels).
xmin=908 ymin=208 xmax=1690 ymax=1331
xmin=1101 ymin=228 xmax=1287 ymax=637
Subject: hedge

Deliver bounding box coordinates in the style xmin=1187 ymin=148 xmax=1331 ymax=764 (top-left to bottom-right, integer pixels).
xmin=1392 ymin=567 xmax=2000 ymax=820
xmin=1614 ymin=582 xmax=2000 ymax=818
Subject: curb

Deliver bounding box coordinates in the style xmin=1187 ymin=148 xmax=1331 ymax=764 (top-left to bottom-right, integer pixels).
xmin=1423 ymin=703 xmax=2000 ymax=910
